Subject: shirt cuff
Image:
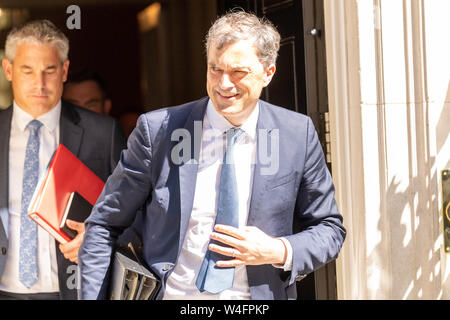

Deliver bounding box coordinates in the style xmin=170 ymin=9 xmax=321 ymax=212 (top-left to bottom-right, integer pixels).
xmin=272 ymin=237 xmax=293 ymax=271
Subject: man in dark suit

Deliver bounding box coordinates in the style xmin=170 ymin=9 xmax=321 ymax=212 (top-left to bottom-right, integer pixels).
xmin=0 ymin=20 xmax=126 ymax=299
xmin=63 ymin=69 xmax=112 ymax=116
xmin=79 ymin=11 xmax=346 ymax=300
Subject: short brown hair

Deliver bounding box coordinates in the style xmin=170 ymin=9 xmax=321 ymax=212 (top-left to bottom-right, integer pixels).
xmin=205 ymin=10 xmax=281 ymax=67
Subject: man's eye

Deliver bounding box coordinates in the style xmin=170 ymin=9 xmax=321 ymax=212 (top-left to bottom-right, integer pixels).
xmin=86 ymin=102 xmax=101 ymax=108
xmin=232 ymin=70 xmax=248 ymax=79
xmin=233 ymin=70 xmax=247 ymax=76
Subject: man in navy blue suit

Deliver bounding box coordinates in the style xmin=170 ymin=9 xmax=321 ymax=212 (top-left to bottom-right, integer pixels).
xmin=79 ymin=11 xmax=346 ymax=300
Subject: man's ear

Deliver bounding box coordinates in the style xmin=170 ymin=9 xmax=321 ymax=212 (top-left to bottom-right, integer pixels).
xmin=263 ymin=64 xmax=276 ymax=87
xmin=2 ymin=58 xmax=13 ymax=82
xmin=104 ymin=99 xmax=112 ymax=115
xmin=62 ymin=60 xmax=70 ymax=82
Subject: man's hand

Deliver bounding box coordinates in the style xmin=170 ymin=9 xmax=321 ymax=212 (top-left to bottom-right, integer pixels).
xmin=59 ymin=219 xmax=85 ymax=264
xmin=208 ymin=224 xmax=287 ymax=268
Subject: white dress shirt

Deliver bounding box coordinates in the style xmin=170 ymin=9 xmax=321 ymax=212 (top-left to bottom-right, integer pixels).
xmin=0 ymin=101 xmax=60 ymax=294
xmin=163 ymin=100 xmax=292 ymax=300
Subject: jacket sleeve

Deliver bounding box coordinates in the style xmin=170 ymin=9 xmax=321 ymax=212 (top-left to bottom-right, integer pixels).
xmin=78 ymin=115 xmax=153 ymax=299
xmin=284 ymin=117 xmax=346 ymax=286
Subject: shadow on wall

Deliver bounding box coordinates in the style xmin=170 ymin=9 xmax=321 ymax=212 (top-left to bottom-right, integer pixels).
xmin=380 ymin=166 xmax=441 ymax=299
xmin=367 ymin=82 xmax=449 ymax=299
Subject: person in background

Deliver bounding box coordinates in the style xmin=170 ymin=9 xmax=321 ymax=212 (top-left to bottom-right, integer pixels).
xmin=63 ymin=69 xmax=140 ymax=138
xmin=63 ymin=69 xmax=111 ymax=115
xmin=79 ymin=11 xmax=346 ymax=300
xmin=0 ymin=19 xmax=127 ymax=300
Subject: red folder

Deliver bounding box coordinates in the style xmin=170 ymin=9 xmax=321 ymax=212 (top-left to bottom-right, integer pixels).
xmin=28 ymin=144 xmax=105 ymax=244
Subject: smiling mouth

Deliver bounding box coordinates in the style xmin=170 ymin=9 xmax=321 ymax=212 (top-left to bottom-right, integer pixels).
xmin=217 ymin=92 xmax=239 ymax=100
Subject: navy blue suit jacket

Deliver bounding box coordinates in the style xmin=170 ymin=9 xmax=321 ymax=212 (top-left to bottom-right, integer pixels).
xmin=79 ymin=97 xmax=346 ymax=300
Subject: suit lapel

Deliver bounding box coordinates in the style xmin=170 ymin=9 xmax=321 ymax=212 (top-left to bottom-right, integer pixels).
xmin=59 ymin=101 xmax=83 ymax=157
xmin=177 ymin=99 xmax=208 ymax=254
xmin=0 ymin=107 xmax=12 ymax=239
xmin=247 ymin=101 xmax=278 ymax=227
xmin=175 ymin=99 xmax=279 ymax=235
xmin=246 ymin=101 xmax=281 ymax=298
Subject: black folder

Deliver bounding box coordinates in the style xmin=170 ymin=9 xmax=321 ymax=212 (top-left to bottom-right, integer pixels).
xmin=60 ymin=191 xmax=92 ymax=239
xmin=110 ymin=243 xmax=161 ymax=300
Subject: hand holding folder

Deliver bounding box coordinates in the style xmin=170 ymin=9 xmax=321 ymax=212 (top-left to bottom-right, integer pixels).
xmin=28 ymin=144 xmax=104 ymax=244
xmin=58 ymin=217 xmax=86 ymax=264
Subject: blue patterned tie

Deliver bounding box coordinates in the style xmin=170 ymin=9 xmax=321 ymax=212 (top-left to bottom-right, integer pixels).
xmin=19 ymin=119 xmax=42 ymax=288
xmin=196 ymin=128 xmax=243 ymax=294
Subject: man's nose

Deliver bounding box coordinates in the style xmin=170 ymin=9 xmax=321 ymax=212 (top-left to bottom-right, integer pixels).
xmin=218 ymin=73 xmax=234 ymax=89
xmin=35 ymin=72 xmax=46 ymax=89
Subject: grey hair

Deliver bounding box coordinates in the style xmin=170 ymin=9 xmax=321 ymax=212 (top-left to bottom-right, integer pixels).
xmin=5 ymin=19 xmax=69 ymax=63
xmin=205 ymin=10 xmax=281 ymax=68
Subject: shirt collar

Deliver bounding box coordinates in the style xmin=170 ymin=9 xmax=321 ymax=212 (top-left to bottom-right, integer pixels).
xmin=205 ymin=99 xmax=259 ymax=141
xmin=13 ymin=100 xmax=61 ymax=133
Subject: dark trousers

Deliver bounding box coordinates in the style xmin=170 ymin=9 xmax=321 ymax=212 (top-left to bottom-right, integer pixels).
xmin=0 ymin=290 xmax=60 ymax=300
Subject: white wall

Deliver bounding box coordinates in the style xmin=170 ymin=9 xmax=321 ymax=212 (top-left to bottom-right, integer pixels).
xmin=324 ymin=0 xmax=449 ymax=299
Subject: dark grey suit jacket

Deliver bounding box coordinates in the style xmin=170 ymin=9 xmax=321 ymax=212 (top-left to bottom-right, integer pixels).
xmin=79 ymin=97 xmax=346 ymax=300
xmin=0 ymin=100 xmax=127 ymax=299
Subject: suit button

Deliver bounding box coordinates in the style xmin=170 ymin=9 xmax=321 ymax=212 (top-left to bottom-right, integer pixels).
xmin=1 ymin=247 xmax=6 ymax=255
xmin=162 ymin=264 xmax=172 ymax=271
